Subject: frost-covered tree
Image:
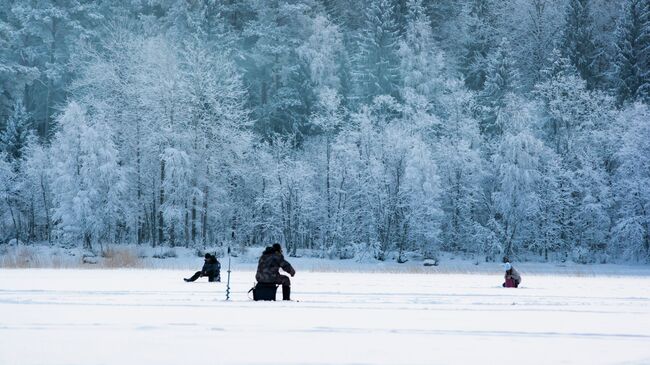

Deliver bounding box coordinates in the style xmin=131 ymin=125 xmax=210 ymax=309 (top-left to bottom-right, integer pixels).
xmin=345 ymin=97 xmax=441 ymax=261
xmin=429 ymin=78 xmax=490 ymax=257
xmin=299 ymin=14 xmax=348 ymax=254
xmin=399 ymin=0 xmax=446 ymax=131
xmin=159 ymin=147 xmax=192 ymax=247
xmin=611 ymin=103 xmax=650 ymax=261
xmin=436 ymin=135 xmax=486 ymax=255
xmin=310 ymin=89 xmax=345 ymax=251
xmin=1 ymin=0 xmax=648 ymax=263
xmin=255 ymin=138 xmax=317 ymax=256
xmin=7 ymin=0 xmax=102 ymax=138
xmin=536 ymin=50 xmax=617 ymax=260
xmin=0 ymin=99 xmax=32 ymax=164
xmin=491 ymin=97 xmax=560 ymax=257
xmin=21 ymin=140 xmax=52 ymax=242
xmin=49 ymin=102 xmax=125 ymax=250
xmin=399 ymin=0 xmax=444 ymax=96
xmin=0 ymin=9 xmax=38 ymax=125
xmin=0 ymin=153 xmax=21 ymax=244
xmin=69 ymin=26 xmax=158 ymax=246
xmin=536 ymin=51 xmax=604 ymax=155
xmin=507 ymin=0 xmax=565 ymax=90
xmin=298 ymin=15 xmax=345 ymax=92
xmin=180 ymin=39 xmax=252 ymax=246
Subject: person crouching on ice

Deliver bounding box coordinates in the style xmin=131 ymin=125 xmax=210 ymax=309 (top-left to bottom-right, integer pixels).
xmin=502 ymin=260 xmax=521 ymax=288
xmin=256 ymin=243 xmax=296 ymax=300
xmin=184 ymin=253 xmax=221 ymax=282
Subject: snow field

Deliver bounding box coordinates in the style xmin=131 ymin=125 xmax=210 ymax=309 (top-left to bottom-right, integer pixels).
xmin=1 ymin=269 xmax=649 ymax=365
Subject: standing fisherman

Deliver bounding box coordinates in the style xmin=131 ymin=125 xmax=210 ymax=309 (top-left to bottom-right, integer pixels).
xmin=255 ymin=243 xmax=296 ymax=300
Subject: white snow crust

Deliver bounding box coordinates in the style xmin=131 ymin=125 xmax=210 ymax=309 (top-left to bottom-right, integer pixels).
xmin=1 ymin=269 xmax=649 ymax=365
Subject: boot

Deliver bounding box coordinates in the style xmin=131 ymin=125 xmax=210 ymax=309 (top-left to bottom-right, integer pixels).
xmin=282 ymin=285 xmax=291 ymax=301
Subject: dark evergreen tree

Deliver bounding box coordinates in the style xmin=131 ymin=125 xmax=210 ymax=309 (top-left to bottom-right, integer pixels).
xmin=241 ymin=0 xmax=317 ymax=140
xmin=478 ymin=38 xmax=519 ymax=139
xmin=561 ymin=0 xmax=605 ymax=89
xmin=461 ymin=0 xmax=499 ymax=91
xmin=351 ymin=0 xmax=401 ymax=105
xmin=613 ymin=0 xmax=650 ymax=104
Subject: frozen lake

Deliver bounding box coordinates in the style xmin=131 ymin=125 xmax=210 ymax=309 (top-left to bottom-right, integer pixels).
xmin=1 ymin=269 xmax=649 ymax=365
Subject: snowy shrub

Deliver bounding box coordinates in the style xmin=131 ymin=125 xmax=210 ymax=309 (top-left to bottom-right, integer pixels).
xmin=338 ymin=244 xmax=356 ymax=260
xmin=153 ymin=249 xmax=177 ymax=259
xmin=353 ymin=241 xmax=382 ymax=262
xmin=197 ymin=247 xmax=226 ymax=258
xmin=475 ymin=224 xmax=503 ymax=260
xmin=82 ymin=253 xmax=98 ymax=265
xmin=423 ymin=258 xmax=438 ymax=267
xmin=404 ymin=250 xmax=424 ymax=262
xmin=7 ymin=239 xmax=23 ymax=246
xmin=0 ymin=246 xmax=40 ymax=268
xmin=571 ymin=246 xmax=596 ymax=264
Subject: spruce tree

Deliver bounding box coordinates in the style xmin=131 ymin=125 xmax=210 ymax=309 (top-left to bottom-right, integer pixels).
xmin=561 ymin=0 xmax=604 ymax=89
xmin=0 ymin=99 xmax=32 ymax=164
xmin=400 ymin=0 xmax=440 ymax=95
xmin=640 ymin=0 xmax=650 ymax=100
xmin=352 ymin=0 xmax=401 ymax=105
xmin=479 ymin=38 xmax=519 ymax=139
xmin=461 ymin=0 xmax=498 ymax=90
xmin=613 ymin=0 xmax=650 ymax=105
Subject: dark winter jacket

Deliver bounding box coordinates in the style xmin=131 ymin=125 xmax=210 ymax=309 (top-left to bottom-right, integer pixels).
xmin=202 ymin=255 xmax=221 ymax=277
xmin=255 ymin=247 xmax=295 ymax=283
xmin=505 ymin=267 xmax=521 ymax=286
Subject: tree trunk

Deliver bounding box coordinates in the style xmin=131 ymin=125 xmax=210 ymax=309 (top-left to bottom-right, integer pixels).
xmin=158 ymin=159 xmax=165 ymax=246
xmin=184 ymin=200 xmax=190 ymax=248
xmin=136 ymin=121 xmax=143 ymax=245
xmin=151 ymin=177 xmax=157 ymax=247
xmin=40 ymin=176 xmax=51 ymax=243
xmin=191 ymin=197 xmax=197 ymax=245
xmin=202 ymin=184 xmax=208 ymax=245
xmin=6 ymin=196 xmax=20 ymax=245
xmin=326 ymin=135 xmax=332 ymax=251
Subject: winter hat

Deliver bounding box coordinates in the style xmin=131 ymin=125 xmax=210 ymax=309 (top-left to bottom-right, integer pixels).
xmin=502 ymin=262 xmax=512 ymax=271
xmin=272 ymin=243 xmax=282 ymax=253
xmin=204 ymin=253 xmax=211 ymax=259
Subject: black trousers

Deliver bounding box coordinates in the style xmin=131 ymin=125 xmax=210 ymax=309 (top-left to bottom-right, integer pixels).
xmin=186 ymin=271 xmax=220 ymax=282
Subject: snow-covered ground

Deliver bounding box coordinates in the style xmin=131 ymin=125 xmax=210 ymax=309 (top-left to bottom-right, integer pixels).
xmin=1 ymin=268 xmax=649 ymax=365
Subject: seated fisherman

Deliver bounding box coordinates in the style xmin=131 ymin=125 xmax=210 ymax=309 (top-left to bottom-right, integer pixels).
xmin=184 ymin=253 xmax=221 ymax=282
xmin=255 ymin=243 xmax=296 ymax=300
xmin=502 ymin=260 xmax=521 ymax=288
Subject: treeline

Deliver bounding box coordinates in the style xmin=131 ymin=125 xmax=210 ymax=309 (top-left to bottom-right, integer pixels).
xmin=0 ymin=0 xmax=649 ymax=263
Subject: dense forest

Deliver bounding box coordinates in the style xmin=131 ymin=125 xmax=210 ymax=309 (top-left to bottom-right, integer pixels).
xmin=0 ymin=0 xmax=649 ymax=263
